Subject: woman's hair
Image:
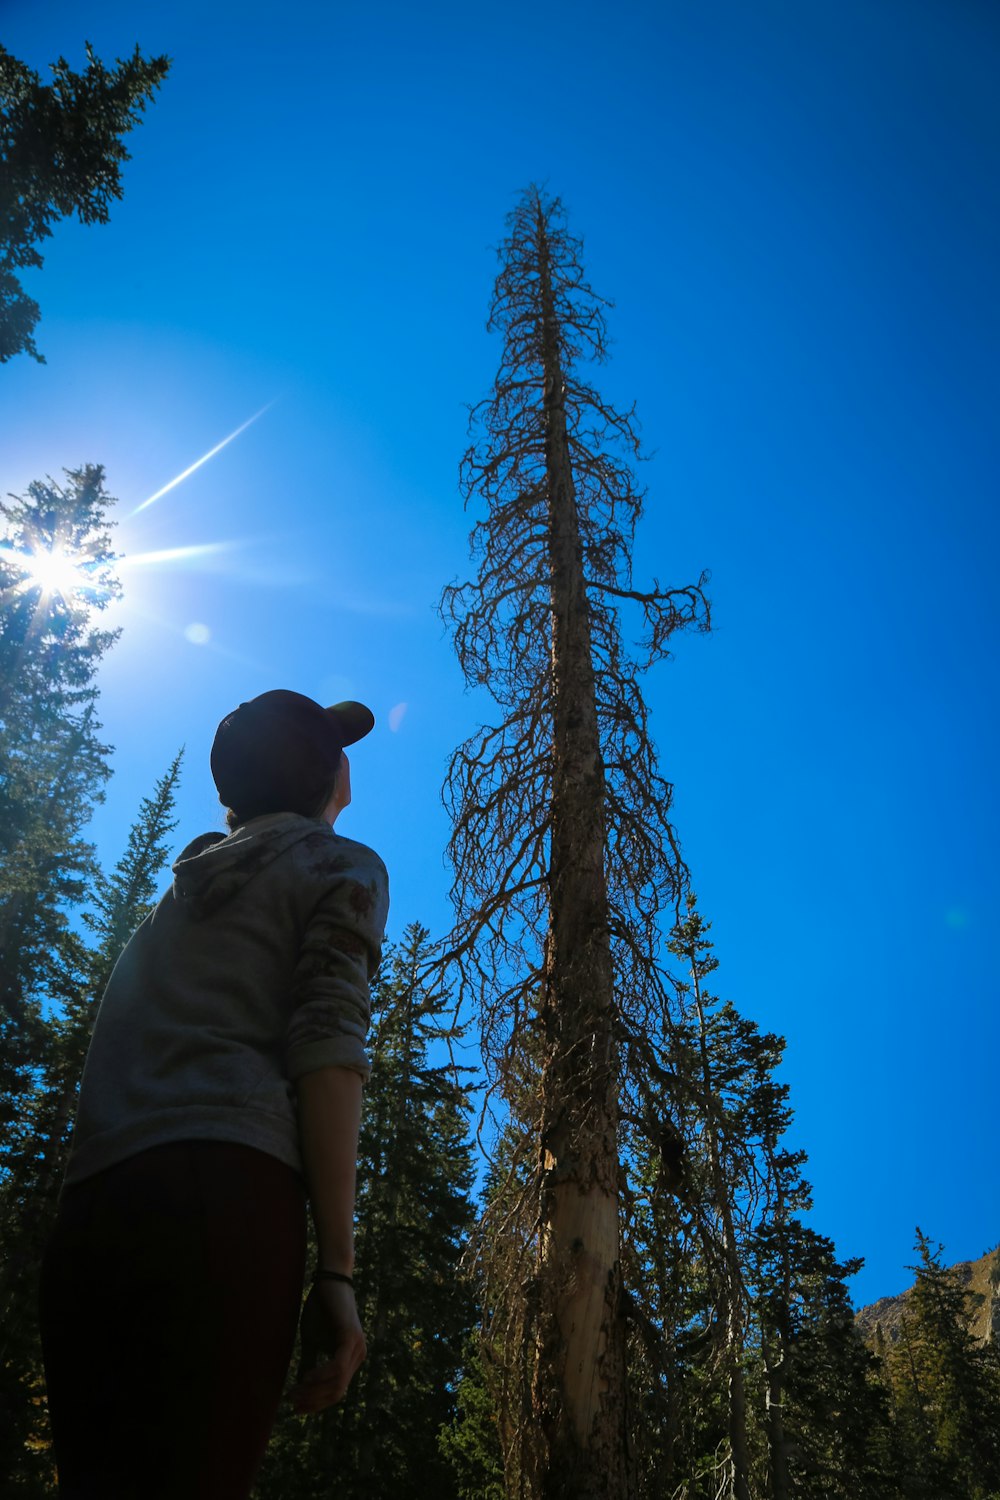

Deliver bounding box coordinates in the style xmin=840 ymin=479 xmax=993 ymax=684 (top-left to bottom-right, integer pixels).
xmin=224 ymin=765 xmax=341 ymax=831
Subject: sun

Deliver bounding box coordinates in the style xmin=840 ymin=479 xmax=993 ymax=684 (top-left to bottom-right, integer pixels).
xmin=21 ymin=546 xmax=89 ymax=598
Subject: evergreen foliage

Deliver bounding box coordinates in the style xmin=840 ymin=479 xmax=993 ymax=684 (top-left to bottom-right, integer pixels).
xmin=0 ymin=464 xmax=121 ymax=1257
xmin=36 ymin=750 xmax=185 ymax=1201
xmin=0 ymin=752 xmax=183 ymax=1493
xmin=750 ymin=1217 xmax=896 ymax=1499
xmin=257 ymin=924 xmax=477 ymax=1499
xmin=884 ymin=1231 xmax=1000 ymax=1499
xmin=0 ymin=41 xmax=169 ymax=361
xmin=0 ymin=464 xmax=120 ymax=1015
xmin=437 ymin=1340 xmax=506 ymax=1500
xmin=448 ymin=1039 xmax=542 ymax=1497
xmin=616 ymin=897 xmax=908 ymax=1500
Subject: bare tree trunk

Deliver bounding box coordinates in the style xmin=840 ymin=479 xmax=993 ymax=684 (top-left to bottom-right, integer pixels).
xmin=533 ymin=201 xmax=628 ymax=1500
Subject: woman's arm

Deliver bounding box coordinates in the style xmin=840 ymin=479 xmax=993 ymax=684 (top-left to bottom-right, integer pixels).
xmin=294 ymin=1065 xmax=367 ymax=1413
xmin=297 ymin=1064 xmax=362 ymax=1272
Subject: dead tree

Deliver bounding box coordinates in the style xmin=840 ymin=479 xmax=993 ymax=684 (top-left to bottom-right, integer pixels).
xmin=440 ymin=186 xmax=710 ymax=1499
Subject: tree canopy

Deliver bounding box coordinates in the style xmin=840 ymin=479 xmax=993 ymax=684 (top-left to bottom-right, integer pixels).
xmin=0 ymin=41 xmax=169 ymax=361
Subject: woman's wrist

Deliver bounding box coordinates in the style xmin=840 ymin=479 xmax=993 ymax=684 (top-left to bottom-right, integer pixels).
xmin=315 ymin=1267 xmax=355 ymax=1287
xmin=317 ymin=1256 xmax=354 ymax=1276
xmin=297 ymin=1067 xmax=363 ymax=1291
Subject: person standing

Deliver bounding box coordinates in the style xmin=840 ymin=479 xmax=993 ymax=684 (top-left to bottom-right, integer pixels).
xmin=39 ymin=689 xmax=389 ymax=1499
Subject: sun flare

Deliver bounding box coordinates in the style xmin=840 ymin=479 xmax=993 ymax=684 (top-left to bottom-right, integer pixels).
xmin=21 ymin=546 xmax=88 ymax=598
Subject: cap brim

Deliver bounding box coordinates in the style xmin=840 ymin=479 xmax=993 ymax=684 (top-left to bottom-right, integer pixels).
xmin=326 ymin=701 xmax=375 ymax=746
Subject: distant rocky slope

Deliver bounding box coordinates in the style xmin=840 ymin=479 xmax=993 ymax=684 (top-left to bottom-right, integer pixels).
xmin=854 ymin=1245 xmax=1000 ymax=1347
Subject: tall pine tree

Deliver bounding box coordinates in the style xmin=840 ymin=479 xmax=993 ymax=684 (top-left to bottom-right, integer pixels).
xmin=884 ymin=1231 xmax=1000 ymax=1499
xmin=257 ymin=924 xmax=477 ymax=1500
xmin=0 ymin=753 xmax=183 ymax=1493
xmin=1 ymin=41 xmax=169 ymax=362
xmin=620 ymin=896 xmax=896 ymax=1500
xmin=667 ymin=901 xmax=754 ymax=1500
xmin=0 ymin=465 xmax=120 ymax=1248
xmin=0 ymin=465 xmax=120 ymax=1015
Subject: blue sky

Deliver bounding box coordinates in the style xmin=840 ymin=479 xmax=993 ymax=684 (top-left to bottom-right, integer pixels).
xmin=4 ymin=0 xmax=998 ymax=1307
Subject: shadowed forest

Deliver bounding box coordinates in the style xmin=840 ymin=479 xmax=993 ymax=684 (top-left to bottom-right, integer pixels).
xmin=2 ymin=32 xmax=999 ymax=1500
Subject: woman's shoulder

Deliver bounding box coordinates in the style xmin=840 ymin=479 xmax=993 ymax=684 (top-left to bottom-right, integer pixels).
xmin=287 ymin=826 xmax=389 ymax=946
xmin=292 ymin=823 xmax=388 ymax=891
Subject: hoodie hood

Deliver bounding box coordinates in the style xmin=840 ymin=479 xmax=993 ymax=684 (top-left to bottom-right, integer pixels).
xmin=171 ymin=812 xmax=325 ymax=919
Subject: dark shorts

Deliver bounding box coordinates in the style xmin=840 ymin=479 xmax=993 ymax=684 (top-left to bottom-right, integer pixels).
xmin=39 ymin=1140 xmax=307 ymax=1500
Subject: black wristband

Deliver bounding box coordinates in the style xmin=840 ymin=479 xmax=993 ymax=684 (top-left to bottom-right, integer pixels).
xmin=315 ymin=1268 xmax=354 ymax=1288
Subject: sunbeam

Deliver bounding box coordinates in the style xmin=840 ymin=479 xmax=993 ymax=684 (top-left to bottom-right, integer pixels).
xmin=120 ymin=541 xmax=241 ymax=568
xmin=129 ymin=401 xmax=275 ymax=517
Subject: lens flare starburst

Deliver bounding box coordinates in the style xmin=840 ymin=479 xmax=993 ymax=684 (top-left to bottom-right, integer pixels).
xmin=1 ymin=400 xmax=276 ymax=660
xmin=23 ymin=546 xmax=87 ymax=597
xmin=0 ymin=541 xmax=102 ymax=606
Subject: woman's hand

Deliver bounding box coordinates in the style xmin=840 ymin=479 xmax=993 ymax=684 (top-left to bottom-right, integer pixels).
xmin=293 ymin=1279 xmax=367 ymax=1415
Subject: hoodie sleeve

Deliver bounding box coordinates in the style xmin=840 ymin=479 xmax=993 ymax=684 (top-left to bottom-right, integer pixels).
xmin=284 ymin=852 xmax=389 ymax=1084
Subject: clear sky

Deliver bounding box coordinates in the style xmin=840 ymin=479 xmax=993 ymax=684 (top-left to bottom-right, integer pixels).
xmin=4 ymin=0 xmax=998 ymax=1308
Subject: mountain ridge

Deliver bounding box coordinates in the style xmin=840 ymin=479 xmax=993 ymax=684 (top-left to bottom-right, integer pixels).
xmin=854 ymin=1244 xmax=1000 ymax=1347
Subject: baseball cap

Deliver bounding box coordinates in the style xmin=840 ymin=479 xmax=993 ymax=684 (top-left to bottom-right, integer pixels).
xmin=211 ymin=689 xmax=375 ymax=817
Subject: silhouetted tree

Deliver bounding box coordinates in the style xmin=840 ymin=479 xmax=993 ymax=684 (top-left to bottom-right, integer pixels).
xmin=257 ymin=924 xmax=477 ymax=1499
xmin=667 ymin=902 xmax=753 ymax=1500
xmin=32 ymin=750 xmax=184 ymax=1210
xmin=438 ymin=1338 xmax=506 ymax=1500
xmin=0 ymin=754 xmax=183 ymax=1492
xmin=623 ymin=897 xmax=898 ymax=1500
xmin=440 ymin=184 xmax=709 ymax=1498
xmin=0 ymin=465 xmax=120 ymax=1206
xmin=0 ymin=41 xmax=169 ymax=361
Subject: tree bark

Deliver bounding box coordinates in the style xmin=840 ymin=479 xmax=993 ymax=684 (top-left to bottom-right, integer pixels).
xmin=533 ymin=197 xmax=628 ymax=1500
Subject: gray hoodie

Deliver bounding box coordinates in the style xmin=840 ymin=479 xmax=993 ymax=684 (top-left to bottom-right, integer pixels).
xmin=64 ymin=813 xmax=389 ymax=1186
